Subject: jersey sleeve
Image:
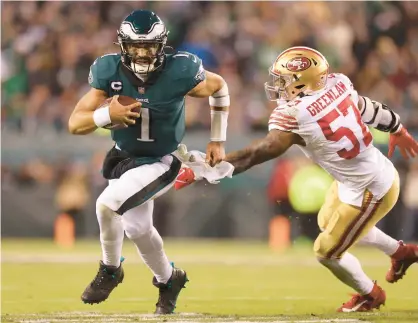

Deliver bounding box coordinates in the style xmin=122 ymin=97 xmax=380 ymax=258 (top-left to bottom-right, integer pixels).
xmin=88 ymin=58 xmax=108 ymax=91
xmin=268 ymin=106 xmax=299 ymax=132
xmin=172 ymin=51 xmax=206 ymax=94
xmin=331 ymin=73 xmax=359 ymax=105
xmin=88 ymin=53 xmax=120 ymax=93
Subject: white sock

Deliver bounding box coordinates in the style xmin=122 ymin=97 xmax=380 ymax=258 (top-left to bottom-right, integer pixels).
xmin=318 ymin=252 xmax=374 ymax=295
xmin=358 ymin=226 xmax=400 ymax=256
xmin=96 ymin=203 xmax=125 ymax=267
xmin=129 ymin=227 xmax=173 ymax=284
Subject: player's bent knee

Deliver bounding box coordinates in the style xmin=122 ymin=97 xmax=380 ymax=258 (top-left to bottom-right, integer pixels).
xmin=96 ymin=190 xmax=118 ymax=213
xmin=314 ymin=231 xmax=348 ymax=260
xmin=96 ymin=199 xmax=114 ymax=216
xmin=313 ymin=233 xmax=330 ymax=259
xmin=125 ymin=227 xmax=163 ymax=252
xmin=96 ymin=200 xmax=111 ymax=216
xmin=124 ymin=226 xmax=150 ymax=241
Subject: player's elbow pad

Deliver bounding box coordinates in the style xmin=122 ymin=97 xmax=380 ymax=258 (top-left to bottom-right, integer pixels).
xmin=359 ymin=96 xmax=402 ymax=133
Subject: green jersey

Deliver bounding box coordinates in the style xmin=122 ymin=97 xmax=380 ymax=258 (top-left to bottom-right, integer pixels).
xmin=89 ymin=52 xmax=205 ymax=163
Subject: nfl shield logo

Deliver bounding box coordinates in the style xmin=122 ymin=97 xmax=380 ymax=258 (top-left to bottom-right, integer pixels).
xmin=138 ymin=87 xmax=145 ymax=94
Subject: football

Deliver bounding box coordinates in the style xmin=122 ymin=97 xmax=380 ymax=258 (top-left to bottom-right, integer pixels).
xmin=98 ymin=95 xmax=141 ymax=130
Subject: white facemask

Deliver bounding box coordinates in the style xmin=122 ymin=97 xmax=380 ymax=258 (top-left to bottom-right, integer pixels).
xmin=130 ymin=59 xmax=157 ymax=75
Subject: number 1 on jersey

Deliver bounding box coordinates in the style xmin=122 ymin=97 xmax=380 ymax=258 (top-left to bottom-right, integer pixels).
xmin=137 ymin=107 xmax=154 ymax=142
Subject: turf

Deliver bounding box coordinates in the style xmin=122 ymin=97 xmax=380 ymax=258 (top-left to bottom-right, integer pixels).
xmin=1 ymin=238 xmax=418 ymax=323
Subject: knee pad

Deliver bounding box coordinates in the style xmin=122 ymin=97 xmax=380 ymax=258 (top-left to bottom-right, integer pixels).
xmin=313 ymin=233 xmax=328 ymax=259
xmin=96 ymin=199 xmax=117 ymax=220
xmin=315 ymin=238 xmax=337 ymax=267
xmin=122 ymin=201 xmax=154 ymax=240
xmin=127 ymin=227 xmax=163 ymax=253
xmin=95 ymin=200 xmax=123 ymax=243
xmin=314 ymin=233 xmax=347 ymax=260
xmin=96 ymin=188 xmax=119 ymax=212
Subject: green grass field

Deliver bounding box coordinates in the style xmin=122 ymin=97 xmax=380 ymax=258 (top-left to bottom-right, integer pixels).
xmin=1 ymin=238 xmax=418 ymax=323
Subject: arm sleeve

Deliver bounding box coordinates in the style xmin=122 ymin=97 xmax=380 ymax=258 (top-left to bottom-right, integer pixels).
xmin=268 ymin=107 xmax=299 ymax=132
xmin=358 ymin=96 xmax=402 ymax=133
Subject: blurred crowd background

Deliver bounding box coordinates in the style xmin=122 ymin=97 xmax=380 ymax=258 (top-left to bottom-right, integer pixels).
xmin=2 ymin=1 xmax=418 ymax=242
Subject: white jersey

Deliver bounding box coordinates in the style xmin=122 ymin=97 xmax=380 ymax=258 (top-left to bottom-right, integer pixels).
xmin=268 ymin=73 xmax=395 ymax=207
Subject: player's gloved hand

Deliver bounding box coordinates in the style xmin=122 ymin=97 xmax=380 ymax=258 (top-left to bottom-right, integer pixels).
xmin=205 ymin=141 xmax=225 ymax=167
xmin=174 ymin=167 xmax=196 ymax=190
xmin=109 ymin=95 xmax=141 ymax=127
xmin=388 ymin=126 xmax=418 ymax=159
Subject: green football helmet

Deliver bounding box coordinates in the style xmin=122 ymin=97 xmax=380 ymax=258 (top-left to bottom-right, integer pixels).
xmin=117 ymin=10 xmax=168 ymax=75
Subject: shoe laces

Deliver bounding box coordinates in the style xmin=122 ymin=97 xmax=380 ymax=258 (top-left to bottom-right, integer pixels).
xmin=91 ymin=268 xmax=111 ymax=288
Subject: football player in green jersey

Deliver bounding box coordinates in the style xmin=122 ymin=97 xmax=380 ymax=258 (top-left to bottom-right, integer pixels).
xmin=68 ymin=10 xmax=230 ymax=314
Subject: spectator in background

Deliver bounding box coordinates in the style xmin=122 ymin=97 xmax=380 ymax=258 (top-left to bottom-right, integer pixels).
xmin=400 ymin=161 xmax=418 ymax=241
xmin=2 ymin=2 xmax=417 ymax=135
xmin=55 ymin=161 xmax=90 ymax=237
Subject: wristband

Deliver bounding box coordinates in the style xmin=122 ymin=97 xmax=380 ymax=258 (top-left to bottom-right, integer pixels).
xmin=210 ymin=110 xmax=228 ymax=141
xmin=93 ymin=106 xmax=111 ymax=127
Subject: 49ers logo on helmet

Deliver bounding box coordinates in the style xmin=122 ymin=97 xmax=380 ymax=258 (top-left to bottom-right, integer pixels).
xmin=286 ymin=57 xmax=311 ymax=72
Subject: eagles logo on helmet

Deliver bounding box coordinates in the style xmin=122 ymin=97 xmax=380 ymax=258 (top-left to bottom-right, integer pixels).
xmin=116 ymin=10 xmax=169 ymax=75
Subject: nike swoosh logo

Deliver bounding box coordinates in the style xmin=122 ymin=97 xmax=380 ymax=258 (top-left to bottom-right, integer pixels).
xmin=342 ymin=300 xmax=368 ymax=312
xmin=395 ymin=263 xmax=405 ymax=276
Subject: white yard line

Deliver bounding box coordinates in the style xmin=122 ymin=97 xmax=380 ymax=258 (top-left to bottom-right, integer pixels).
xmin=10 ymin=317 xmax=370 ymax=323
xmin=2 ymin=296 xmax=326 ymax=304
xmin=3 ymin=298 xmax=314 ymax=304
xmin=3 ymin=312 xmax=371 ymax=323
xmin=226 ymin=321 xmax=366 ymax=323
xmin=5 ymin=295 xmax=415 ymax=305
xmin=1 ymin=254 xmax=389 ymax=267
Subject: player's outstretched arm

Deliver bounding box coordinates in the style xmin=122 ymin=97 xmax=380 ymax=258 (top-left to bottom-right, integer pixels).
xmin=225 ymin=130 xmax=300 ymax=175
xmin=358 ymin=96 xmax=418 ymax=159
xmin=188 ymin=71 xmax=229 ymax=166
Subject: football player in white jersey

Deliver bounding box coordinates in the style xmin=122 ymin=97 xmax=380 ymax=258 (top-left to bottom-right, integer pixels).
xmin=176 ymin=47 xmax=418 ymax=312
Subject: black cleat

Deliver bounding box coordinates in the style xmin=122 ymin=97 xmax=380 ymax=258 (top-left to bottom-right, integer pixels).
xmin=153 ymin=266 xmax=188 ymax=314
xmin=81 ymin=259 xmax=124 ymax=304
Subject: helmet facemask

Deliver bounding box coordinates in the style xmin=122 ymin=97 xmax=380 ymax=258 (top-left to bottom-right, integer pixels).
xmin=264 ymin=69 xmax=305 ymax=102
xmin=119 ymin=39 xmax=165 ymax=74
xmin=117 ymin=13 xmax=168 ymax=76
